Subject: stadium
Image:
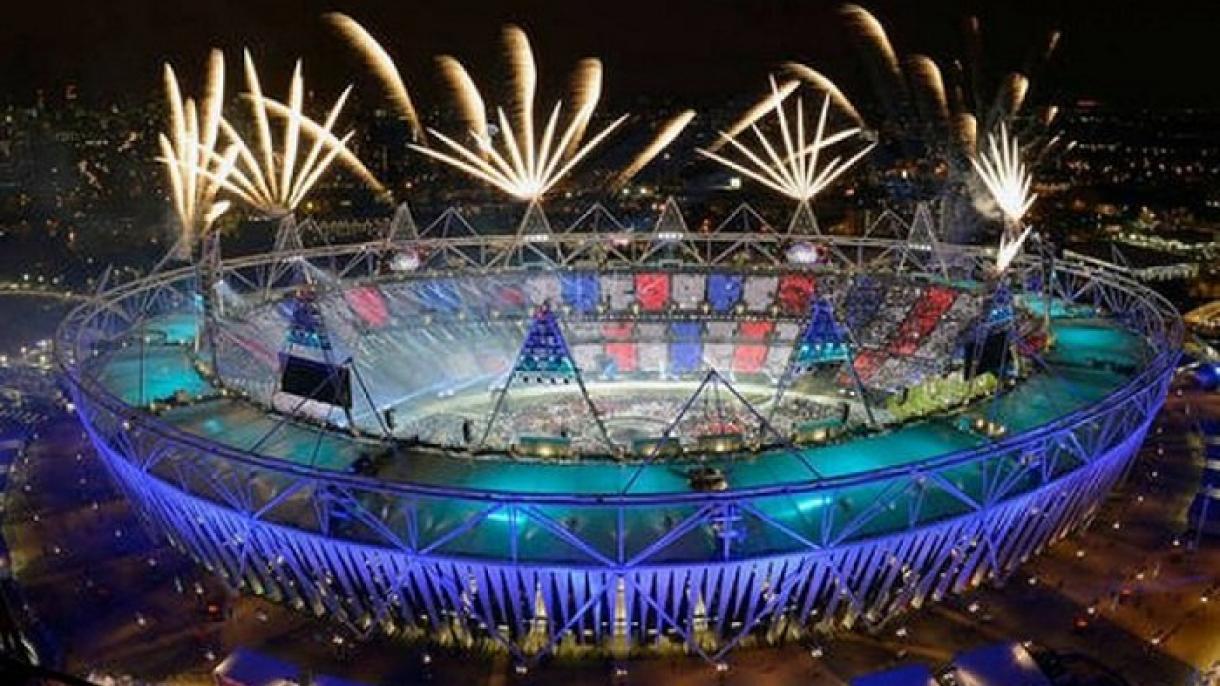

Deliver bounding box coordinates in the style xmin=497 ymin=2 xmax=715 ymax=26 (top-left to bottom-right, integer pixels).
xmin=55 ymin=202 xmax=1182 ymax=664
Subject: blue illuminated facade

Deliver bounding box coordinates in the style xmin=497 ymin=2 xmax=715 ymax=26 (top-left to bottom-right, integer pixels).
xmin=56 ymin=226 xmax=1181 ymax=666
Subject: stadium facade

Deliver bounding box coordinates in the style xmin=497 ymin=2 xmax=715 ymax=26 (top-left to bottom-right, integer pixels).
xmin=56 ymin=202 xmax=1181 ymax=664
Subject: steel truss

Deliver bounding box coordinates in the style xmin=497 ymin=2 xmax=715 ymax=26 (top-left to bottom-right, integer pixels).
xmin=56 ymin=200 xmax=1182 ymax=665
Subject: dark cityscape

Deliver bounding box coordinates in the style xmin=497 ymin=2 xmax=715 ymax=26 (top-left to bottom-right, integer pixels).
xmin=0 ymin=1 xmax=1216 ymax=685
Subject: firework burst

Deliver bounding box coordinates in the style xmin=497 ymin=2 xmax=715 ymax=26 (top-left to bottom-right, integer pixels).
xmin=769 ymin=4 xmax=1062 ymax=243
xmin=409 ymin=25 xmax=628 ymax=202
xmin=157 ymin=50 xmax=236 ymax=254
xmin=612 ymin=110 xmax=697 ymax=190
xmin=325 ymin=13 xmax=425 ymax=143
xmin=774 ymin=5 xmax=1061 ymax=169
xmin=181 ymin=52 xmax=382 ymax=217
xmin=971 ymin=123 xmax=1036 ymax=227
xmin=994 ymin=223 xmax=1033 ymax=274
xmin=780 ymin=63 xmax=863 ymax=125
xmin=698 ymin=79 xmax=875 ymax=205
xmin=327 ymin=18 xmax=691 ymax=200
xmin=435 ymin=55 xmax=488 ymax=144
xmin=565 ymin=58 xmax=604 ymax=159
xmin=972 ymin=124 xmax=1037 ymax=272
xmin=705 ymin=79 xmax=800 ymax=154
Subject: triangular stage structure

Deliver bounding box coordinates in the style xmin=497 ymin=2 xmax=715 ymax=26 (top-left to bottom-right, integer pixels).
xmin=901 ymin=203 xmax=949 ymax=278
xmin=378 ymin=202 xmax=423 ymax=274
xmin=503 ymin=200 xmax=563 ymax=267
xmin=273 ymin=213 xmax=305 ymax=253
xmin=564 ymin=203 xmax=625 ymax=264
xmin=383 ymin=202 xmax=419 ymax=245
xmin=509 ymin=304 xmax=580 ymax=383
xmin=906 ymin=203 xmax=938 ymax=247
xmin=710 ymin=203 xmax=780 ymax=265
xmin=420 ymin=206 xmax=478 ymax=239
xmin=620 ymin=367 xmax=825 ymax=494
xmin=266 ymin=222 xmax=339 ymax=298
xmin=566 ymin=202 xmax=625 ymax=234
xmin=773 ymin=296 xmax=876 ymax=426
xmin=671 ymin=369 xmax=772 ymax=442
xmin=150 ymin=231 xmax=192 ymax=276
xmin=644 ymin=196 xmax=700 ymax=262
xmin=790 ymin=297 xmax=853 ymax=372
xmin=264 ymin=213 xmax=311 ymax=300
xmin=862 ymin=208 xmax=909 ymax=239
xmin=654 ymin=196 xmax=688 ymax=237
xmin=715 ymin=202 xmax=772 ymax=234
xmin=480 ymin=303 xmax=612 ymax=452
xmin=787 ymin=199 xmax=821 ymax=235
xmin=788 ymin=199 xmax=857 ymax=266
xmin=517 ymin=199 xmax=554 ymax=238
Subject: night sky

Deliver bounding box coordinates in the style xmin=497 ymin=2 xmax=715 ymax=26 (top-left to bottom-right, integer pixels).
xmin=0 ymin=0 xmax=1215 ymax=107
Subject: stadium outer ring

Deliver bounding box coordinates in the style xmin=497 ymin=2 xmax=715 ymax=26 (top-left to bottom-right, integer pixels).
xmin=55 ymin=224 xmax=1181 ymax=664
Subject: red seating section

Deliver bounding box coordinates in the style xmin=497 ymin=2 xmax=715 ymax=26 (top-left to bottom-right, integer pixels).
xmin=601 ymin=321 xmax=635 ymax=340
xmin=344 ymin=286 xmax=388 ymax=328
xmin=850 ymin=350 xmax=884 ymax=383
xmin=732 ymin=345 xmax=768 ymax=373
xmin=888 ymin=287 xmax=957 ymax=356
xmin=777 ymin=274 xmax=816 ymax=315
xmin=738 ymin=320 xmax=774 ymax=340
xmin=605 ymin=343 xmax=638 ymax=372
xmin=635 ymin=273 xmax=670 ymax=312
